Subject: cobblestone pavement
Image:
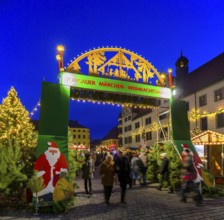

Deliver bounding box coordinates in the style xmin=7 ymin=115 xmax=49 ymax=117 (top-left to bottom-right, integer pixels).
xmin=1 ymin=170 xmax=224 ymax=220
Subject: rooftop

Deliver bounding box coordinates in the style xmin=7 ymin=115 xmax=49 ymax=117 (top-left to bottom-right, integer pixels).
xmin=183 ymin=52 xmax=224 ymax=96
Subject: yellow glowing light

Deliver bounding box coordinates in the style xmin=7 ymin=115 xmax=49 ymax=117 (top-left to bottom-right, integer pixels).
xmin=160 ymin=73 xmax=167 ymax=79
xmin=57 ymin=45 xmax=64 ymax=51
xmin=56 ymin=55 xmax=61 ymax=60
xmin=168 ymin=68 xmax=172 ymax=73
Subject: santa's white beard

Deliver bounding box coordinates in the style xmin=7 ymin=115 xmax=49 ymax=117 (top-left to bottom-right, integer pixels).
xmin=45 ymin=150 xmax=60 ymax=167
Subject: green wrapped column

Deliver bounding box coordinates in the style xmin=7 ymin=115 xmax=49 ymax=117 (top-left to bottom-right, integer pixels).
xmin=170 ymin=99 xmax=213 ymax=186
xmin=37 ymin=82 xmax=70 ymax=158
xmin=34 ymin=82 xmax=73 ymax=203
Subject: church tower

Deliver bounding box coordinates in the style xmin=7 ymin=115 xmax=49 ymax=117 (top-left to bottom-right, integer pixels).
xmin=175 ymin=51 xmax=189 ymax=98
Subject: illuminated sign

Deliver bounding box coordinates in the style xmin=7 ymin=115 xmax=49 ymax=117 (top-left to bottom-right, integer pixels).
xmin=60 ymin=72 xmax=171 ymax=99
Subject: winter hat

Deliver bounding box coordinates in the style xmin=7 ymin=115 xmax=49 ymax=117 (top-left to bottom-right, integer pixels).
xmin=48 ymin=141 xmax=58 ymax=149
xmin=160 ymin=153 xmax=166 ymax=157
xmin=181 ymin=144 xmax=190 ymax=153
xmin=182 ymin=144 xmax=189 ymax=149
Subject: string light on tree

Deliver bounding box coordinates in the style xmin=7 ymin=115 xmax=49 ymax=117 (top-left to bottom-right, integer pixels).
xmin=0 ymin=87 xmax=37 ymax=147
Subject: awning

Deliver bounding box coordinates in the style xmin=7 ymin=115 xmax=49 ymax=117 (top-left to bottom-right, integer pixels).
xmin=191 ymin=130 xmax=224 ymax=145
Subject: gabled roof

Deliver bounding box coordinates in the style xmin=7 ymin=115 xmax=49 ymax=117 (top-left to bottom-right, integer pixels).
xmin=68 ymin=120 xmax=88 ymax=129
xmin=102 ymin=126 xmax=119 ymax=140
xmin=183 ymin=52 xmax=224 ymax=96
xmin=191 ymin=130 xmax=224 ymax=145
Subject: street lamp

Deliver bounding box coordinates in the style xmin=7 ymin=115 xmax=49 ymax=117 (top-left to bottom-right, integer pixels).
xmin=56 ymin=45 xmax=64 ymax=72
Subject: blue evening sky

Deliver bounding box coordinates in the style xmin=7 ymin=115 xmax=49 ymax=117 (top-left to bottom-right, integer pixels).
xmin=1 ymin=0 xmax=224 ymax=139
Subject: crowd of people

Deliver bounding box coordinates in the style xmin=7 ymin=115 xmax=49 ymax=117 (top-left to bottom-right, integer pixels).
xmin=79 ymin=149 xmax=149 ymax=205
xmin=78 ymin=147 xmax=203 ymax=206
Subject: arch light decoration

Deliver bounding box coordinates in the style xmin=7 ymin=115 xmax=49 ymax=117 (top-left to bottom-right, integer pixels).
xmin=66 ymin=47 xmax=164 ymax=85
xmin=59 ymin=47 xmax=171 ymax=108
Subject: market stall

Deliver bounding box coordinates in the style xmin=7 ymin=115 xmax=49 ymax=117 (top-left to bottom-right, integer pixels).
xmin=192 ymin=130 xmax=224 ymax=176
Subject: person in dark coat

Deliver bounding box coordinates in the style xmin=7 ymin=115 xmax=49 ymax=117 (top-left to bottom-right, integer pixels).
xmin=114 ymin=149 xmax=130 ymax=204
xmin=81 ymin=153 xmax=95 ymax=195
xmin=99 ymin=154 xmax=115 ymax=205
xmin=157 ymin=153 xmax=173 ymax=193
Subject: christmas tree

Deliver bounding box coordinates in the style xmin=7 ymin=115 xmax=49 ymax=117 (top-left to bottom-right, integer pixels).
xmin=0 ymin=87 xmax=37 ymax=148
xmin=0 ymin=87 xmax=38 ymax=204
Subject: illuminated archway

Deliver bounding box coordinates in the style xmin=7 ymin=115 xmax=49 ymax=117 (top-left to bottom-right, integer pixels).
xmin=58 ymin=47 xmax=171 ymax=109
xmin=66 ymin=47 xmax=164 ymax=85
xmin=35 ymin=46 xmax=173 ymax=204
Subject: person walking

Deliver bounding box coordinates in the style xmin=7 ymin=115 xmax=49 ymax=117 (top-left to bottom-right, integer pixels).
xmin=180 ymin=148 xmax=202 ymax=205
xmin=139 ymin=150 xmax=148 ymax=185
xmin=81 ymin=153 xmax=95 ymax=195
xmin=99 ymin=154 xmax=115 ymax=205
xmin=157 ymin=153 xmax=173 ymax=193
xmin=130 ymin=153 xmax=141 ymax=185
xmin=114 ymin=149 xmax=130 ymax=204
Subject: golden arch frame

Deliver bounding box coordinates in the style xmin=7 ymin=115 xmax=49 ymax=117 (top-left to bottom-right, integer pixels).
xmin=65 ymin=47 xmax=165 ymax=86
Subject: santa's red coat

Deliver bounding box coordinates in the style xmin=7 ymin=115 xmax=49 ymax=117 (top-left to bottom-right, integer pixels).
xmin=34 ymin=153 xmax=68 ymax=187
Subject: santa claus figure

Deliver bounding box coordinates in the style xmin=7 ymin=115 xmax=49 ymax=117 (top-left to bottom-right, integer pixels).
xmin=181 ymin=143 xmax=204 ymax=183
xmin=34 ymin=141 xmax=68 ymax=200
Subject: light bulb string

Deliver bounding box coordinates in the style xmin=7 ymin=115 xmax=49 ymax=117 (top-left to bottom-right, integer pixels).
xmin=29 ymin=100 xmax=41 ymax=118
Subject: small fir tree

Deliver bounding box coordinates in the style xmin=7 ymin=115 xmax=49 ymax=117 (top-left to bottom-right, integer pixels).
xmin=164 ymin=143 xmax=182 ymax=190
xmin=68 ymin=129 xmax=84 ymax=187
xmin=0 ymin=139 xmax=27 ymax=194
xmin=146 ymin=146 xmax=160 ymax=182
xmin=27 ymin=171 xmax=45 ymax=214
xmin=146 ymin=142 xmax=182 ymax=190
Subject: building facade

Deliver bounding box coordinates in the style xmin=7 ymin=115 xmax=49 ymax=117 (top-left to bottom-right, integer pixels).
xmin=119 ymin=52 xmax=224 ymax=149
xmin=69 ymin=120 xmax=90 ymax=148
xmin=175 ymin=52 xmax=224 ymax=136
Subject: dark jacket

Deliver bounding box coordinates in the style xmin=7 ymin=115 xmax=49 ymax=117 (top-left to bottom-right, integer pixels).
xmin=160 ymin=157 xmax=169 ymax=180
xmin=81 ymin=158 xmax=95 ymax=179
xmin=114 ymin=156 xmax=130 ymax=184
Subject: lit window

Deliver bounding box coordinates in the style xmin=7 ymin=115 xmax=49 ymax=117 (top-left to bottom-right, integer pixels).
xmin=214 ymin=87 xmax=224 ymax=102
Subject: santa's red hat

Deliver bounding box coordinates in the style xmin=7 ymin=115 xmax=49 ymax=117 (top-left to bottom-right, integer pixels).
xmin=181 ymin=144 xmax=189 ymax=149
xmin=48 ymin=141 xmax=58 ymax=149
xmin=181 ymin=144 xmax=192 ymax=155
